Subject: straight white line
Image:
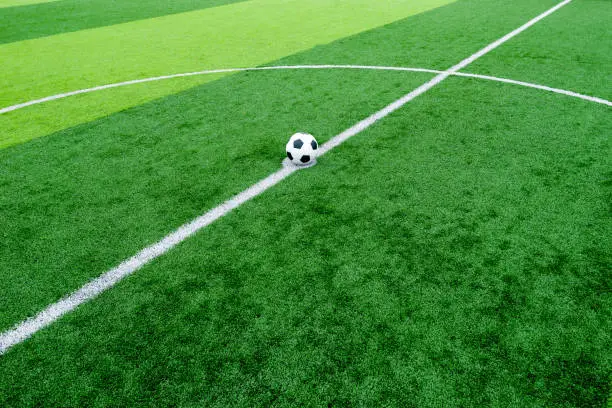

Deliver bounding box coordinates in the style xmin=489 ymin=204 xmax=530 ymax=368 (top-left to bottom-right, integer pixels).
xmin=448 ymin=0 xmax=573 ymax=73
xmin=0 ymin=0 xmax=574 ymax=355
xmin=0 ymin=165 xmax=297 ymax=354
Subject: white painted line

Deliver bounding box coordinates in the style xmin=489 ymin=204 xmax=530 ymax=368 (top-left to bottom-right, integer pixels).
xmin=0 ymin=0 xmax=575 ymax=355
xmin=447 ymin=0 xmax=573 ymax=73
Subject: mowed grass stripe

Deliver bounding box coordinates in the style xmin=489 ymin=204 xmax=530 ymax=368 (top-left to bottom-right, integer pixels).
xmin=0 ymin=0 xmax=568 ymax=333
xmin=0 ymin=0 xmax=454 ymax=148
xmin=0 ymin=0 xmax=247 ymax=44
xmin=467 ymin=0 xmax=612 ymax=99
xmin=0 ymin=74 xmax=228 ymax=149
xmin=0 ymin=79 xmax=609 ymax=407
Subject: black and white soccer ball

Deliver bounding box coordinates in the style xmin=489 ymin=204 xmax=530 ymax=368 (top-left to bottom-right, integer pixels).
xmin=285 ymin=133 xmax=318 ymax=166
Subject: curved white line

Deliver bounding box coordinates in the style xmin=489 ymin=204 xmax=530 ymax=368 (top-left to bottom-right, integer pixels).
xmin=0 ymin=65 xmax=443 ymax=115
xmin=0 ymin=64 xmax=609 ymax=116
xmin=453 ymin=72 xmax=612 ymax=106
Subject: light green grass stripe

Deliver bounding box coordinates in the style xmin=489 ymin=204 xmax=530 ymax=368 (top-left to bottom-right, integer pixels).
xmin=0 ymin=0 xmax=61 ymax=8
xmin=0 ymin=75 xmax=224 ymax=149
xmin=0 ymin=0 xmax=454 ymax=148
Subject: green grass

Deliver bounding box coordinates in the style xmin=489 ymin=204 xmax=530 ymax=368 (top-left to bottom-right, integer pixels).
xmin=0 ymin=0 xmax=610 ymax=406
xmin=0 ymin=0 xmax=247 ymax=44
xmin=0 ymin=0 xmax=453 ymax=148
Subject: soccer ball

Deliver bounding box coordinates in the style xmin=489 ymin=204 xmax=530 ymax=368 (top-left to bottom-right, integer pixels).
xmin=285 ymin=133 xmax=318 ymax=166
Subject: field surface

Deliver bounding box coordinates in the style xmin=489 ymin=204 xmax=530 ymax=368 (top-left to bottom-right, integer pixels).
xmin=0 ymin=0 xmax=610 ymax=406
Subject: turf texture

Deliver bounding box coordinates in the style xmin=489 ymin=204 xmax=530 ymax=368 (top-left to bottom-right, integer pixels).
xmin=0 ymin=0 xmax=610 ymax=406
xmin=0 ymin=68 xmax=435 ymax=333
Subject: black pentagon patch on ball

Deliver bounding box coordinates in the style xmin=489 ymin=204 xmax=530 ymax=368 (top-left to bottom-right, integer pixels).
xmin=287 ymin=151 xmax=293 ymax=160
xmin=300 ymin=155 xmax=310 ymax=163
xmin=311 ymin=140 xmax=318 ymax=150
xmin=293 ymin=139 xmax=304 ymax=149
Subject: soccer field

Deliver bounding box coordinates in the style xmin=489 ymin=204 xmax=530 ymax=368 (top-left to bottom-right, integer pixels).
xmin=0 ymin=0 xmax=610 ymax=406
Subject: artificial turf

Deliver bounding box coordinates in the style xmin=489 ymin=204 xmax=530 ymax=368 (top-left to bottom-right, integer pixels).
xmin=0 ymin=0 xmax=563 ymax=333
xmin=0 ymin=0 xmax=610 ymax=406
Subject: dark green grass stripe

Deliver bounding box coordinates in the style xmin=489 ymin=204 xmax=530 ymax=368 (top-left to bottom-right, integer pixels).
xmin=0 ymin=80 xmax=609 ymax=407
xmin=0 ymin=0 xmax=246 ymax=44
xmin=268 ymin=0 xmax=561 ymax=70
